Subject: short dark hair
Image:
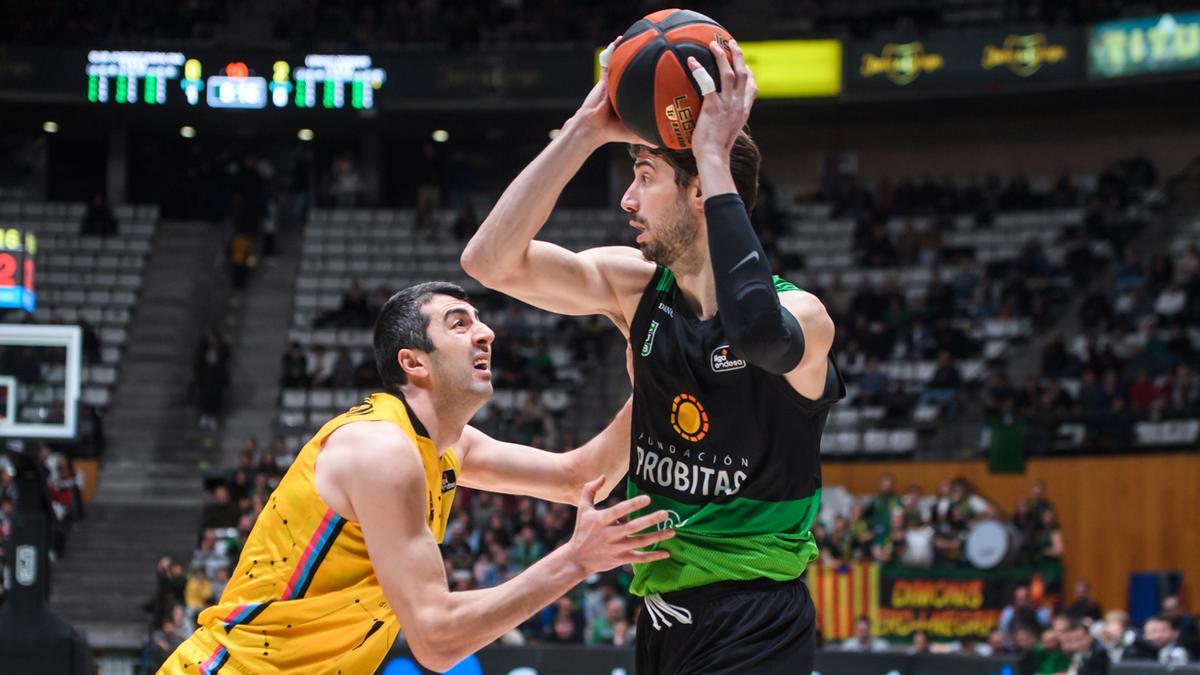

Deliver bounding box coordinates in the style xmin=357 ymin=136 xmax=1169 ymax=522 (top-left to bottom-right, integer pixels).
xmin=374 ymin=281 xmax=469 ymax=391
xmin=629 ymin=127 xmax=761 ymax=213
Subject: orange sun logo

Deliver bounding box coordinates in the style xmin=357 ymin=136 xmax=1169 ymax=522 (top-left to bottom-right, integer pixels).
xmin=670 ymin=393 xmax=709 ymax=442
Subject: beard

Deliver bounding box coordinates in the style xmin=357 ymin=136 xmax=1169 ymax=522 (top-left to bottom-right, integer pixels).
xmin=429 ymin=351 xmax=493 ymax=409
xmin=637 ymin=194 xmax=698 ymax=268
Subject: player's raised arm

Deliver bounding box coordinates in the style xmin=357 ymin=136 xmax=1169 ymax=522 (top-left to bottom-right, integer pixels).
xmin=332 ymin=429 xmax=671 ymax=672
xmin=456 ymin=396 xmax=632 ymax=504
xmin=686 ymin=40 xmax=821 ymax=377
xmin=461 ymin=60 xmax=654 ymax=332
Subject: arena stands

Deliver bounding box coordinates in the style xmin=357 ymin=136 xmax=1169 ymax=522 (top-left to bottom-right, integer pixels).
xmin=278 ymin=205 xmax=630 ymax=454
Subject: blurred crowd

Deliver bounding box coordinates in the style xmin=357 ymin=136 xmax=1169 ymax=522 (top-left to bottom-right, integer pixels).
xmin=815 ymin=473 xmax=1063 ymax=569
xmin=6 ymin=0 xmax=1199 ymax=48
xmin=779 ymin=154 xmax=1200 ymax=454
xmin=0 ymin=443 xmax=88 ymax=607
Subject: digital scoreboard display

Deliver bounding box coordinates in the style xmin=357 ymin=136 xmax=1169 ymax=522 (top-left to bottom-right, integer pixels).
xmin=86 ymin=50 xmax=386 ymax=110
xmin=0 ymin=227 xmax=36 ymax=313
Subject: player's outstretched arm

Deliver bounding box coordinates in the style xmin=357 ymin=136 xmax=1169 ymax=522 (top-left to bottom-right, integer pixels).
xmin=333 ymin=431 xmax=672 ymax=671
xmin=461 ymin=72 xmax=654 ymax=333
xmin=457 ymin=397 xmax=632 ymax=504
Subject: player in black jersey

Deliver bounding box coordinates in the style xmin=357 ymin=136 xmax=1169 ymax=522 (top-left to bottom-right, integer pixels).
xmin=464 ymin=39 xmax=845 ymax=674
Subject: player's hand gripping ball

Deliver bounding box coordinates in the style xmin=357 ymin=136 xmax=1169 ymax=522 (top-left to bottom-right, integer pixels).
xmin=604 ymin=9 xmax=733 ymax=150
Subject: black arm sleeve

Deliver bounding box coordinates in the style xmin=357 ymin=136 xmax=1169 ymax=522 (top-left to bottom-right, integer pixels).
xmin=705 ymin=193 xmax=805 ymax=375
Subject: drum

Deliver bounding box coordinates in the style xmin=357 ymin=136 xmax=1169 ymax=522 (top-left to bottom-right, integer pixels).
xmin=965 ymin=519 xmax=1012 ymax=569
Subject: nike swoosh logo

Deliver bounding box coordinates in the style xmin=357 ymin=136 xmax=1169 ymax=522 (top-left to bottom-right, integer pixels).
xmin=730 ymin=250 xmax=759 ymax=273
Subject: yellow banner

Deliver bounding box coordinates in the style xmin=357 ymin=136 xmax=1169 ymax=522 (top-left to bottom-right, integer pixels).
xmin=595 ymin=39 xmax=842 ymax=98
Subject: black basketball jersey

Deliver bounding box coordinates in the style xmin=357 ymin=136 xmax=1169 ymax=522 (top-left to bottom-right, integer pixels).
xmin=626 ymin=266 xmax=846 ymax=595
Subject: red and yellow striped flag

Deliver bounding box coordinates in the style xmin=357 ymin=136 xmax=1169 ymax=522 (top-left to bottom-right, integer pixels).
xmin=805 ymin=561 xmax=881 ymax=641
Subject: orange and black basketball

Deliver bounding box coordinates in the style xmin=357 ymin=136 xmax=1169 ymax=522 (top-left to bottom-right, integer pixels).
xmin=606 ymin=9 xmax=734 ymax=151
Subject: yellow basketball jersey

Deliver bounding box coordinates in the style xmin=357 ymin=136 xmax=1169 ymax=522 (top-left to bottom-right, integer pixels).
xmin=160 ymin=392 xmax=458 ymax=674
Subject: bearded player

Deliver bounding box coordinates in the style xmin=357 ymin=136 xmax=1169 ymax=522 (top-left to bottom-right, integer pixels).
xmin=160 ymin=282 xmax=673 ymax=673
xmin=463 ymin=40 xmax=844 ymax=673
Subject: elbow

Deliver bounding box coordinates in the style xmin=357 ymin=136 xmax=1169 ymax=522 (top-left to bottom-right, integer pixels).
xmin=406 ymin=615 xmax=465 ymax=673
xmin=459 ymin=243 xmax=488 ymax=283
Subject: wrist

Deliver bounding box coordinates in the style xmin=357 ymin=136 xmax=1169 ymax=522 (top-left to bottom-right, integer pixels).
xmin=560 ymin=118 xmax=608 ymax=151
xmin=556 ymin=540 xmax=589 ymax=580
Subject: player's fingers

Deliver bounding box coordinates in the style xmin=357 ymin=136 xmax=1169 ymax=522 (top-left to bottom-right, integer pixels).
xmin=686 ymin=57 xmax=717 ymax=99
xmin=619 ymin=509 xmax=670 ymax=535
xmin=731 ymin=39 xmax=748 ymax=85
xmin=625 ymin=549 xmax=672 ymax=564
xmin=709 ymin=40 xmax=735 ymax=95
xmin=744 ymin=66 xmax=758 ymax=107
xmin=625 ymin=528 xmax=676 ymax=549
xmin=600 ymin=497 xmax=656 ymax=523
xmin=598 ymin=36 xmax=621 ymax=71
xmin=579 ymin=474 xmax=605 ymax=508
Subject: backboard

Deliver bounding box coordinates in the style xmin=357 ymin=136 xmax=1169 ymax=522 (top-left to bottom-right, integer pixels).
xmin=0 ymin=324 xmax=81 ymax=439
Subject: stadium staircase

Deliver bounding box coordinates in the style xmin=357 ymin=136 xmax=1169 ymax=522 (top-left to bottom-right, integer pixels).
xmin=218 ymin=225 xmax=304 ymax=464
xmin=49 ymin=221 xmax=225 ymax=651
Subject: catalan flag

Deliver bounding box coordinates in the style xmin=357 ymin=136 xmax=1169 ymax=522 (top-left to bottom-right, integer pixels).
xmin=805 ymin=561 xmax=881 ymax=641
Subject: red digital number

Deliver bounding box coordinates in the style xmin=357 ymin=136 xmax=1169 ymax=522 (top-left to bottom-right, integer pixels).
xmin=23 ymin=258 xmax=34 ymax=292
xmin=0 ymin=252 xmax=15 ymax=287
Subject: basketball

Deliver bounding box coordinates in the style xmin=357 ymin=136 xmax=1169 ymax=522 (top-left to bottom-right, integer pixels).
xmin=606 ymin=8 xmax=734 ymax=150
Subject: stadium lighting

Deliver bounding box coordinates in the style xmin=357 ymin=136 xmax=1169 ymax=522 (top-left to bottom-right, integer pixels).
xmin=432 ymin=129 xmax=449 ymax=143
xmin=548 ymin=128 xmax=561 ymax=139
xmin=42 ymin=121 xmax=59 ymax=134
xmin=298 ymin=128 xmax=315 ymax=141
xmin=180 ymin=126 xmax=196 ymax=139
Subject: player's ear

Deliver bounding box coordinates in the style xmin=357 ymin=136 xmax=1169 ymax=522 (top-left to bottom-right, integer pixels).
xmin=397 ymin=348 xmax=429 ymax=381
xmin=687 ymin=176 xmax=704 ymax=212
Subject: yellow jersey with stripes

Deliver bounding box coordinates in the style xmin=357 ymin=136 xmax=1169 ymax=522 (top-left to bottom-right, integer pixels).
xmin=160 ymin=392 xmax=459 ymax=674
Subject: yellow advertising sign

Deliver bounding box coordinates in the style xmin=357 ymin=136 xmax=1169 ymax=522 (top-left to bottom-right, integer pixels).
xmin=596 ymin=39 xmax=842 ymax=98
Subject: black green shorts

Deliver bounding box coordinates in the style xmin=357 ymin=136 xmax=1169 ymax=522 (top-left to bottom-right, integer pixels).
xmin=635 ymin=577 xmax=816 ymax=675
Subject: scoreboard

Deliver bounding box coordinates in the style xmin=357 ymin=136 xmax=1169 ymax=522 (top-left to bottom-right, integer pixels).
xmin=0 ymin=227 xmax=36 ymax=313
xmin=85 ymin=50 xmax=386 ymax=110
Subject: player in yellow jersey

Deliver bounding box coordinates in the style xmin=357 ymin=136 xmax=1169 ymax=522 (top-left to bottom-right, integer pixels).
xmin=161 ymin=281 xmax=673 ymax=674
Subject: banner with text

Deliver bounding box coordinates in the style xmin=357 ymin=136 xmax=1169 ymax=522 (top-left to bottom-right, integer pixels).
xmin=845 ymin=30 xmax=1084 ymax=91
xmin=1089 ymin=12 xmax=1200 ymax=78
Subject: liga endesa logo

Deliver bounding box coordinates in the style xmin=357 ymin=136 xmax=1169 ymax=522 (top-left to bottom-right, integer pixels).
xmin=670 ymin=392 xmax=709 ymax=442
xmin=710 ymin=345 xmax=746 ymax=373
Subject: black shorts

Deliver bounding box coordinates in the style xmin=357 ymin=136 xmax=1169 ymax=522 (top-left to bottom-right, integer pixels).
xmin=635 ymin=577 xmax=816 ymax=675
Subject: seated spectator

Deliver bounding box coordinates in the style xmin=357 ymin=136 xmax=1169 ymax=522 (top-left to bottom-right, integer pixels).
xmin=587 ymin=597 xmax=629 ymax=646
xmin=919 ymin=350 xmax=962 ymax=414
xmin=1161 ymin=596 xmax=1200 ymax=659
xmin=280 ymin=343 xmax=309 ymax=387
xmin=192 ymin=528 xmax=228 ymax=580
xmin=1093 ymin=610 xmax=1136 ymax=663
xmin=986 ymin=629 xmax=1011 ymax=656
xmin=202 ymin=484 xmax=241 ymax=529
xmin=858 ymin=356 xmax=890 ymax=405
xmin=842 ymin=615 xmax=890 ymax=652
xmin=1066 ymin=580 xmax=1102 ymax=624
xmin=1061 ymin=619 xmax=1111 ymax=675
xmin=184 ymin=568 xmax=214 ymax=622
xmin=144 ymin=614 xmax=184 ymax=671
xmin=1128 ymin=369 xmax=1160 ymax=413
xmin=908 ymin=630 xmax=931 ymax=655
xmin=1131 ymin=616 xmax=1191 ymax=665
xmin=1001 ymin=586 xmax=1049 ymax=634
xmin=80 ymin=192 xmax=118 ymax=236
